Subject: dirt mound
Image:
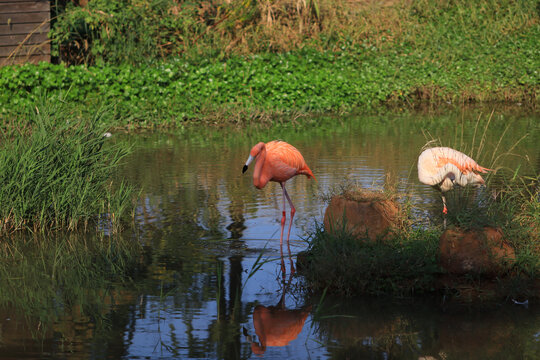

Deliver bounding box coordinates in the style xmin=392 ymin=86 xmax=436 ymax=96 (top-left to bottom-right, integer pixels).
xmin=323 ymin=189 xmax=400 ymax=241
xmin=439 ymin=227 xmax=515 ymax=276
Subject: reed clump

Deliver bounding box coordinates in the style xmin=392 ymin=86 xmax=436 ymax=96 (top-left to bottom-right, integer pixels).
xmin=304 ymin=181 xmax=440 ymax=297
xmin=0 ymin=99 xmax=136 ymax=233
xmin=302 ymin=179 xmax=539 ymax=299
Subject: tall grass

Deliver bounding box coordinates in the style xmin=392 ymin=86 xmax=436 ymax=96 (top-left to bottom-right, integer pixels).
xmin=302 ymin=112 xmax=538 ymax=299
xmin=0 ymin=98 xmax=136 ymax=233
xmin=421 ymin=111 xmax=537 ymax=229
xmin=420 ymin=112 xmax=539 ymax=289
xmin=303 ymin=179 xmax=538 ymax=299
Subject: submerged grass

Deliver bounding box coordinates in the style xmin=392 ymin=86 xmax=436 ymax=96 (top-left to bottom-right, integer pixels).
xmin=0 ymin=231 xmax=142 ymax=331
xmin=0 ymin=98 xmax=136 ymax=234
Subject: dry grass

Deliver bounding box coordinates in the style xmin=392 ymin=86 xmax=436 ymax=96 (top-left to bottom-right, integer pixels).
xmin=164 ymin=0 xmax=409 ymax=55
xmin=342 ymin=188 xmax=390 ymax=202
xmin=189 ymin=0 xmax=538 ymax=55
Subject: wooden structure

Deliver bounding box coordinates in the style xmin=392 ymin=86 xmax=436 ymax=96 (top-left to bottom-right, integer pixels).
xmin=0 ymin=0 xmax=50 ymax=66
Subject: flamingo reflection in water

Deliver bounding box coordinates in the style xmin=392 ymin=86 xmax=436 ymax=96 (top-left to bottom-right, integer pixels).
xmin=243 ymin=273 xmax=312 ymax=355
xmin=242 ymin=140 xmax=316 ymax=276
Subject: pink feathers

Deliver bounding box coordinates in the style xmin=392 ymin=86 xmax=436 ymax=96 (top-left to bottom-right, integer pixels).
xmin=418 ymin=147 xmax=491 ymax=215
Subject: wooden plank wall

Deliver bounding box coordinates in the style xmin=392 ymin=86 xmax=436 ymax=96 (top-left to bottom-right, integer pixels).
xmin=0 ymin=0 xmax=50 ymax=66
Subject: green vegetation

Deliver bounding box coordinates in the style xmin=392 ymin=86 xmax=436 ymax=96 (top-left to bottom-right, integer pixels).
xmin=48 ymin=0 xmax=539 ymax=68
xmin=302 ymin=225 xmax=441 ymax=297
xmin=0 ymin=98 xmax=136 ymax=233
xmin=302 ymin=110 xmax=538 ymax=300
xmin=301 ymin=173 xmax=539 ymax=300
xmin=300 ymin=113 xmax=538 ymax=300
xmin=0 ymin=1 xmax=536 ymax=309
xmin=0 ymin=0 xmax=537 ymax=128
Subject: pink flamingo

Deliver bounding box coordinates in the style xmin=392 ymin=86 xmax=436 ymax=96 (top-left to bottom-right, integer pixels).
xmin=418 ymin=147 xmax=491 ymax=216
xmin=242 ymin=140 xmax=315 ymax=274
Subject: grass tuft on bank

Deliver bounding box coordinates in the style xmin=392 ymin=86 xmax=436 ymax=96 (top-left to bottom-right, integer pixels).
xmin=302 ymin=224 xmax=441 ymax=297
xmin=0 ymin=98 xmax=136 ymax=233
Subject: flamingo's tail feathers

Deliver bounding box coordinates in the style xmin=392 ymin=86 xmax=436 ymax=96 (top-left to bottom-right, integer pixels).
xmin=476 ymin=165 xmax=491 ymax=173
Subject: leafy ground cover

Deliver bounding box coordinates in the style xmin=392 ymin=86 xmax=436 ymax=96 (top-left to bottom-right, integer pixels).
xmin=1 ymin=38 xmax=538 ymax=129
xmin=0 ymin=0 xmax=538 ymax=129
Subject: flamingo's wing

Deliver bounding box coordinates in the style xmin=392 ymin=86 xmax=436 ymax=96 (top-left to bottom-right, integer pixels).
xmin=266 ymin=141 xmax=315 ymax=180
xmin=436 ymin=150 xmax=490 ymax=175
xmin=436 ymin=156 xmax=473 ymax=174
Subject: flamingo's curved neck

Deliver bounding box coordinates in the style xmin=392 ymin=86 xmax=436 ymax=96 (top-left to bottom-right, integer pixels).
xmin=253 ymin=144 xmax=267 ymax=189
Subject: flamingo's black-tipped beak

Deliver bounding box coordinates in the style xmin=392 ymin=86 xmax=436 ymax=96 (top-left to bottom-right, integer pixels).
xmin=243 ymin=154 xmax=254 ymax=174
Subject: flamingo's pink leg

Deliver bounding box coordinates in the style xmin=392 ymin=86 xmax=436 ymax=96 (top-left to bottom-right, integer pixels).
xmin=442 ymin=194 xmax=448 ymax=215
xmin=441 ymin=194 xmax=448 ymax=229
xmin=280 ymin=186 xmax=287 ymax=278
xmin=282 ymin=184 xmax=296 ymax=275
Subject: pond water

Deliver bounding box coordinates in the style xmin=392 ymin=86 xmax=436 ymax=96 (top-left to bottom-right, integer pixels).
xmin=1 ymin=108 xmax=539 ymax=359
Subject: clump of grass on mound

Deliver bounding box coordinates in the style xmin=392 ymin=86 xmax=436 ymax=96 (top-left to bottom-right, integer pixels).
xmin=302 ymin=225 xmax=441 ymax=297
xmin=321 ymin=178 xmax=415 ymax=230
xmin=0 ymin=100 xmax=136 ymax=233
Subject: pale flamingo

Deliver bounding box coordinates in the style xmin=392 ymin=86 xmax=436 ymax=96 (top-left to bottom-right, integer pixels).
xmin=418 ymin=147 xmax=491 ymax=216
xmin=242 ymin=140 xmax=315 ymax=274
